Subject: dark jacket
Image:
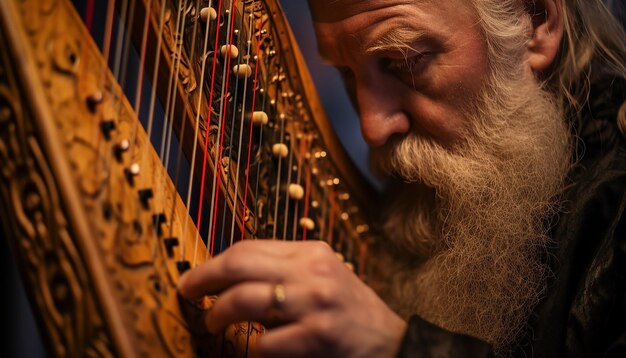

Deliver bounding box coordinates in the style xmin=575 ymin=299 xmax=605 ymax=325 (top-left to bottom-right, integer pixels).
xmin=399 ymin=76 xmax=626 ymax=357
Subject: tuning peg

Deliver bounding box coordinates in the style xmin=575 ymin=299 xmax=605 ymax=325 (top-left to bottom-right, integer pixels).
xmin=138 ymin=188 xmax=154 ymax=209
xmin=177 ymin=261 xmax=191 ymax=274
xmin=114 ymin=139 xmax=130 ymax=161
xmin=86 ymin=91 xmax=103 ymax=113
xmin=124 ymin=163 xmax=140 ymax=185
xmin=152 ymin=213 xmax=167 ymax=236
xmin=163 ymin=237 xmax=179 ymax=257
xmin=100 ymin=120 xmax=116 ymax=140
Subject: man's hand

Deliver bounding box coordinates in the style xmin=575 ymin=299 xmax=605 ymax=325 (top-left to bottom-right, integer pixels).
xmin=178 ymin=240 xmax=407 ymax=357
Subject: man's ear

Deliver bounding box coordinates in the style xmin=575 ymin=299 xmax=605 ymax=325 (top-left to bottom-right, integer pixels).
xmin=525 ymin=0 xmax=564 ymax=73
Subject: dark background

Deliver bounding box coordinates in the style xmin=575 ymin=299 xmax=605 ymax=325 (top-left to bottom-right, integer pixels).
xmin=1 ymin=1 xmax=624 ymax=357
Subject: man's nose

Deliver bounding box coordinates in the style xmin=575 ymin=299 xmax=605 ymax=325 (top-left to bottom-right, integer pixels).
xmin=355 ymin=75 xmax=410 ymax=147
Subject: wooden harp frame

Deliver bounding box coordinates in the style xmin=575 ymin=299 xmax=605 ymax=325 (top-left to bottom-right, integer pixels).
xmin=0 ymin=0 xmax=377 ymax=356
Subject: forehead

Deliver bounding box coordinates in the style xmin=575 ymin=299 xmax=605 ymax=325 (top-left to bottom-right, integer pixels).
xmin=310 ymin=0 xmax=479 ymax=62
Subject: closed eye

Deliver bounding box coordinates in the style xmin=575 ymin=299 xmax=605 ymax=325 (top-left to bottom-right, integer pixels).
xmin=381 ymin=52 xmax=433 ymax=89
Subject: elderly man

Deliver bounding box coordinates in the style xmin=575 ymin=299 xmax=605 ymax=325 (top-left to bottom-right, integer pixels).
xmin=179 ymin=0 xmax=626 ymax=356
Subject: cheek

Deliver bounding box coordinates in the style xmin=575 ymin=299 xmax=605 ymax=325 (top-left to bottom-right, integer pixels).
xmin=402 ymin=93 xmax=468 ymax=143
xmin=403 ymin=48 xmax=490 ymax=143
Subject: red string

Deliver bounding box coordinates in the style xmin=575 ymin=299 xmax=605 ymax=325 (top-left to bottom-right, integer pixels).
xmin=195 ymin=0 xmax=224 ymax=253
xmin=133 ymin=0 xmax=152 ymax=113
xmin=240 ymin=18 xmax=263 ymax=241
xmin=302 ymin=157 xmax=312 ymax=241
xmin=326 ymin=192 xmax=335 ymax=247
xmin=84 ymin=0 xmax=96 ymax=32
xmin=209 ymin=0 xmax=239 ymax=256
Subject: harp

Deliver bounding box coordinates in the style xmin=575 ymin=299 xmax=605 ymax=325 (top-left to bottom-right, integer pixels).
xmin=0 ymin=0 xmax=376 ymax=356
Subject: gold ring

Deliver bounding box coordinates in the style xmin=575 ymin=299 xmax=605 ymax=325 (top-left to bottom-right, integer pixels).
xmin=271 ymin=283 xmax=286 ymax=310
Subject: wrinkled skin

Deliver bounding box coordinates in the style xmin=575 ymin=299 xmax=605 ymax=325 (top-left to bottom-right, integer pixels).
xmin=177 ymin=0 xmax=562 ymax=356
xmin=178 ymin=241 xmax=405 ymax=357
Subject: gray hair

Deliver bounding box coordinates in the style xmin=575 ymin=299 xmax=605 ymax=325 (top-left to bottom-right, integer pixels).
xmin=473 ymin=0 xmax=626 ymax=134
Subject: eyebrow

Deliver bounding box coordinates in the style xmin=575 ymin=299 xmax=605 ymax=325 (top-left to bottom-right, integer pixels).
xmin=317 ymin=27 xmax=431 ymax=65
xmin=364 ymin=27 xmax=429 ymax=56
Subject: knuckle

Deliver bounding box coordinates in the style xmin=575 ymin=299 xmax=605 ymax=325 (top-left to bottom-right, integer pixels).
xmin=307 ymin=241 xmax=332 ymax=258
xmin=308 ymin=314 xmax=337 ymax=344
xmin=220 ymin=255 xmax=242 ymax=277
xmin=311 ymin=282 xmax=338 ymax=308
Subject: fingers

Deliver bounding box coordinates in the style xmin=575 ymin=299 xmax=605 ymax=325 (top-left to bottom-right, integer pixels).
xmin=206 ymin=281 xmax=329 ymax=334
xmin=254 ymin=324 xmax=319 ymax=358
xmin=178 ymin=240 xmax=333 ymax=299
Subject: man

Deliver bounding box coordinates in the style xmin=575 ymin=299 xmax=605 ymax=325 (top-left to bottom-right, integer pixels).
xmin=179 ymin=0 xmax=626 ymax=356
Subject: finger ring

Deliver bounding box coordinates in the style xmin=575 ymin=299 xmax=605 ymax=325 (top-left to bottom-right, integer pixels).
xmin=271 ymin=283 xmax=286 ymax=310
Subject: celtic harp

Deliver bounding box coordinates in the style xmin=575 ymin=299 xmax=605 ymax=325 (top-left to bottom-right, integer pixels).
xmin=0 ymin=0 xmax=377 ymax=356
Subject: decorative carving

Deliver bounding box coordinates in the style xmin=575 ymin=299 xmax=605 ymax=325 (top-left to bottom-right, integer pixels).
xmin=1 ymin=0 xmax=377 ymax=356
xmin=0 ymin=18 xmax=116 ymax=357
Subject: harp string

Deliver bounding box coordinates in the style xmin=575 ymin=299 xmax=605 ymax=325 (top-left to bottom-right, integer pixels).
xmin=206 ymin=0 xmax=238 ymax=258
xmin=218 ymin=6 xmax=246 ymax=253
xmin=302 ymin=143 xmax=313 ymax=241
xmin=240 ymin=13 xmax=263 ymax=242
xmin=291 ymin=132 xmax=309 ymax=241
xmin=194 ymin=0 xmax=223 ymax=264
xmin=281 ymin=122 xmax=297 ymax=241
xmin=167 ymin=0 xmax=205 ymax=245
xmin=271 ymin=112 xmax=286 ymax=240
xmin=185 ymin=0 xmax=215 ymax=264
xmin=227 ymin=10 xmax=256 ymax=248
xmin=158 ymin=0 xmax=187 ymax=164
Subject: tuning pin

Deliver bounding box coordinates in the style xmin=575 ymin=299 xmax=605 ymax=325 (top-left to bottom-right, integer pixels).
xmin=288 ymin=184 xmax=304 ymax=200
xmin=152 ymin=213 xmax=167 ymax=236
xmin=114 ymin=139 xmax=130 ymax=161
xmin=272 ymin=143 xmax=289 ymax=158
xmin=177 ymin=261 xmax=191 ymax=274
xmin=200 ymin=7 xmax=217 ymax=22
xmin=163 ymin=238 xmax=179 ymax=257
xmin=356 ymin=224 xmax=370 ymax=234
xmin=232 ymin=64 xmax=252 ymax=78
xmin=138 ymin=188 xmax=154 ymax=209
xmin=335 ymin=252 xmax=345 ymax=262
xmin=299 ymin=217 xmax=315 ymax=231
xmin=86 ymin=91 xmax=103 ymax=113
xmin=251 ymin=111 xmax=268 ymax=126
xmin=100 ymin=120 xmax=116 ymax=140
xmin=220 ymin=44 xmax=239 ymax=58
xmin=344 ymin=262 xmax=355 ymax=272
xmin=125 ymin=163 xmax=140 ymax=185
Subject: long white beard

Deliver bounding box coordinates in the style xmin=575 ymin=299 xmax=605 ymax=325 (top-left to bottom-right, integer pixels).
xmin=370 ymin=72 xmax=572 ymax=354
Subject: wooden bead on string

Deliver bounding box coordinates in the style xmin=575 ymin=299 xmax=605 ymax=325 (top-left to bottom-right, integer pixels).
xmin=288 ymin=184 xmax=304 ymax=200
xmin=200 ymin=7 xmax=217 ymax=22
xmin=299 ymin=217 xmax=315 ymax=231
xmin=220 ymin=44 xmax=239 ymax=58
xmin=251 ymin=111 xmax=268 ymax=126
xmin=272 ymin=143 xmax=289 ymax=158
xmin=233 ymin=64 xmax=252 ymax=78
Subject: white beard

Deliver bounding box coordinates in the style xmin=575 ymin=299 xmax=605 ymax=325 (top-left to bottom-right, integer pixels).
xmin=369 ymin=70 xmax=572 ymax=354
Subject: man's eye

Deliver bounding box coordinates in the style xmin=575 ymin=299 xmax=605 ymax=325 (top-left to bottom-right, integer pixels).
xmin=383 ymin=53 xmax=428 ymax=75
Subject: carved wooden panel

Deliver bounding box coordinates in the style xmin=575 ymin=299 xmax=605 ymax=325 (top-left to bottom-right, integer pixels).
xmin=0 ymin=0 xmax=377 ymax=356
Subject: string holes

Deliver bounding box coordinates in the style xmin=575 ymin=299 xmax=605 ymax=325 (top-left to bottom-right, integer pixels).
xmin=68 ymin=52 xmax=77 ymax=66
xmin=86 ymin=91 xmax=103 ymax=113
xmin=114 ymin=139 xmax=130 ymax=161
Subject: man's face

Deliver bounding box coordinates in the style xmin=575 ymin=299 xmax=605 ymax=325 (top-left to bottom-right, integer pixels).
xmin=310 ymin=0 xmax=491 ymax=147
xmin=309 ymin=0 xmax=573 ymax=350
